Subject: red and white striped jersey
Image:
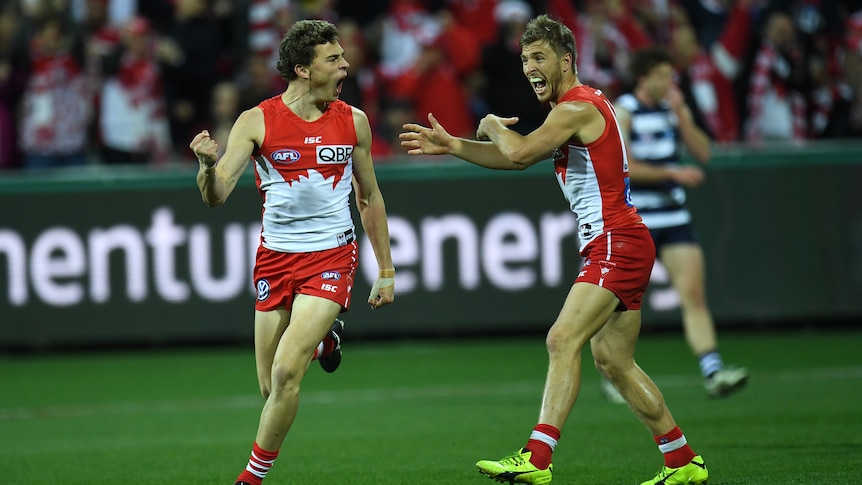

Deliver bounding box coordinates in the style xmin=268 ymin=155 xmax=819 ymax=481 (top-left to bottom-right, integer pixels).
xmin=552 ymin=85 xmax=642 ymax=251
xmin=252 ymin=97 xmax=356 ymax=253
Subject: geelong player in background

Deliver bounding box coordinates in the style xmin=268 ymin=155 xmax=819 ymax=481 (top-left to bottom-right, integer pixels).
xmin=190 ymin=19 xmax=395 ymax=485
xmin=401 ymin=14 xmax=707 ymax=485
xmin=602 ymin=47 xmax=747 ymax=403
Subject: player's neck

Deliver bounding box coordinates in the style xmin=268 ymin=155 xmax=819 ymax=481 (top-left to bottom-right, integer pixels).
xmin=280 ymin=85 xmax=329 ymax=121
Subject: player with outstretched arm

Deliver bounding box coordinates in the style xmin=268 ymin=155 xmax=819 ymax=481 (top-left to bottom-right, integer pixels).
xmin=401 ymin=14 xmax=707 ymax=485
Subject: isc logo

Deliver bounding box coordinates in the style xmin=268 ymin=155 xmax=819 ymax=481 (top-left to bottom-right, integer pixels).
xmin=321 ymin=283 xmax=338 ymax=292
xmin=270 ymin=149 xmax=301 ymax=164
xmin=304 ymin=136 xmax=322 ymax=144
xmin=316 ymin=145 xmax=352 ymax=164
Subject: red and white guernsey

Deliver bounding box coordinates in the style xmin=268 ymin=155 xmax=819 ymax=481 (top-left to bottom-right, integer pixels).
xmin=553 ymin=85 xmax=642 ymax=251
xmin=252 ymin=97 xmax=356 ymax=253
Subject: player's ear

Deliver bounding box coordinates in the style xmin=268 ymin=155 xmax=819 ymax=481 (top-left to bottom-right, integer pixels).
xmin=562 ymin=53 xmax=572 ymax=73
xmin=295 ymin=64 xmax=309 ymax=80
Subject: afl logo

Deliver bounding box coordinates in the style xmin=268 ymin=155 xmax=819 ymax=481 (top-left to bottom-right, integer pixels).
xmin=256 ymin=279 xmax=271 ymax=301
xmin=321 ymin=271 xmax=341 ymax=281
xmin=271 ymin=149 xmax=301 ymax=164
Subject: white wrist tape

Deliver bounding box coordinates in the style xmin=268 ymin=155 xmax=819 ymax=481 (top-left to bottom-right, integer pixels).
xmin=368 ymin=277 xmax=395 ymax=301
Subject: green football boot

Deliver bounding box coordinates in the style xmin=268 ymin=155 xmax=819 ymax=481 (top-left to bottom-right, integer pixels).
xmin=640 ymin=455 xmax=708 ymax=485
xmin=476 ymin=448 xmax=553 ymax=484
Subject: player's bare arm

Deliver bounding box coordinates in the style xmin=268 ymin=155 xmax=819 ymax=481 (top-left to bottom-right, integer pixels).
xmin=477 ymin=100 xmax=604 ymax=168
xmin=400 ymin=113 xmax=520 ymax=169
xmin=192 ymin=107 xmax=264 ymax=207
xmin=351 ymin=107 xmax=394 ymax=309
xmin=617 ymin=105 xmax=705 ymax=188
xmin=667 ymin=86 xmax=711 ymax=164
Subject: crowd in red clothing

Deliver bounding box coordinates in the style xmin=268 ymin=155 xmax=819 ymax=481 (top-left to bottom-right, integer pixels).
xmin=1 ymin=0 xmax=862 ymax=170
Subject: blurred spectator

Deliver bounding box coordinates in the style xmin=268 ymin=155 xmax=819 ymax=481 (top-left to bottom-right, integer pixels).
xmin=846 ymin=9 xmax=862 ymax=134
xmin=158 ymin=0 xmax=219 ymax=156
xmin=379 ymin=0 xmax=480 ymax=138
xmin=0 ymin=5 xmax=27 ymax=170
xmin=446 ymin=0 xmax=499 ymax=48
xmin=478 ymin=0 xmax=547 ymax=135
xmin=237 ymin=52 xmax=283 ymax=110
xmin=669 ymin=0 xmax=759 ymax=143
xmin=246 ymin=0 xmax=294 ymax=68
xmin=206 ymin=80 xmax=240 ymax=159
xmin=19 ymin=13 xmax=92 ymax=169
xmin=337 ymin=19 xmax=381 ymax=126
xmin=789 ymin=0 xmax=854 ymax=138
xmin=680 ymin=0 xmax=737 ymax=49
xmin=629 ymin=0 xmax=688 ymax=45
xmin=98 ymin=16 xmax=170 ymax=164
xmin=70 ymin=0 xmax=137 ymax=26
xmin=547 ymin=0 xmax=652 ymax=99
xmin=374 ymin=97 xmax=416 ymax=157
xmin=744 ymin=10 xmax=809 ymax=143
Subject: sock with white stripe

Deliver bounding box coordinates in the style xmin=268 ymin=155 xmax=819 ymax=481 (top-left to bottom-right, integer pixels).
xmin=235 ymin=442 xmax=279 ymax=485
xmin=654 ymin=426 xmax=696 ymax=468
xmin=524 ymin=423 xmax=560 ymax=469
xmin=699 ymin=351 xmax=724 ymax=379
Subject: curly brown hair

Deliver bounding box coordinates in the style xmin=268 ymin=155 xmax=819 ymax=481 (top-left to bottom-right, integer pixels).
xmin=276 ymin=19 xmax=339 ymax=82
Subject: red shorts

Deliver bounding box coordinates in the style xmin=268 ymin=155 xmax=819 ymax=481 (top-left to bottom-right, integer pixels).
xmin=253 ymin=242 xmax=358 ymax=312
xmin=577 ymin=225 xmax=656 ymax=311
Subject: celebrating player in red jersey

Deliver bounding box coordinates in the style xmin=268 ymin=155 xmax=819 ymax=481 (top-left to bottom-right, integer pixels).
xmin=401 ymin=14 xmax=707 ymax=485
xmin=190 ymin=19 xmax=394 ymax=485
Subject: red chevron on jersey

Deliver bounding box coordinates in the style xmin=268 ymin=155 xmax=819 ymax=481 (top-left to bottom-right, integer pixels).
xmin=252 ymin=97 xmax=357 ymax=253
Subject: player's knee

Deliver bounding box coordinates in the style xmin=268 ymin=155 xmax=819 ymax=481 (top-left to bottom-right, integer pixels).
xmin=270 ymin=363 xmax=303 ymax=394
xmin=679 ymin=283 xmax=707 ymax=308
xmin=545 ymin=322 xmax=586 ymax=354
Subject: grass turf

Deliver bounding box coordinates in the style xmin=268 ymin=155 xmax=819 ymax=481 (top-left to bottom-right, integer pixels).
xmin=1 ymin=330 xmax=860 ymax=484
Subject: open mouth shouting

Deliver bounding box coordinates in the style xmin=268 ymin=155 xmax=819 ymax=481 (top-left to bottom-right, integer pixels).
xmin=530 ymin=76 xmax=547 ymax=96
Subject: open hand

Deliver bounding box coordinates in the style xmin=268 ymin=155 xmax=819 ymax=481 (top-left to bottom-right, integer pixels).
xmin=400 ymin=113 xmax=454 ymax=155
xmin=672 ymin=165 xmax=705 ymax=187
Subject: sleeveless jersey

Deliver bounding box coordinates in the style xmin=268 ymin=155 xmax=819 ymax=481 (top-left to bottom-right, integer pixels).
xmin=252 ymin=97 xmax=356 ymax=253
xmin=615 ymin=93 xmax=690 ymax=229
xmin=553 ymin=85 xmax=642 ymax=251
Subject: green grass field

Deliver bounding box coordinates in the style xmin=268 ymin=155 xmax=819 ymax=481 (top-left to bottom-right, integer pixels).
xmin=1 ymin=329 xmax=861 ymax=484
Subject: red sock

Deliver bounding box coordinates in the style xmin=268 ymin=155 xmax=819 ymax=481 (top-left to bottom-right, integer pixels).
xmin=525 ymin=424 xmax=560 ymax=469
xmin=321 ymin=334 xmax=337 ymax=356
xmin=654 ymin=426 xmax=696 ymax=468
xmin=311 ymin=335 xmax=337 ymax=360
xmin=235 ymin=442 xmax=279 ymax=485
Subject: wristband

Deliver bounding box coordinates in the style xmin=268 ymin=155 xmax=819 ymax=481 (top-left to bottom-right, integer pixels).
xmin=378 ymin=268 xmax=395 ymax=278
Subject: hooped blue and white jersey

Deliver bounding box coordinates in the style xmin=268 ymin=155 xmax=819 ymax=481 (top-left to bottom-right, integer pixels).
xmin=616 ymin=93 xmax=690 ymax=229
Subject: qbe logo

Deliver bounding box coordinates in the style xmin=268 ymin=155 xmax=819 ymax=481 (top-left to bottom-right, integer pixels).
xmin=316 ymin=145 xmax=352 ymax=164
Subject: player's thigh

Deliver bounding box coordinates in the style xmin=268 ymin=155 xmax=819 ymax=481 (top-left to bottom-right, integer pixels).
xmin=551 ymin=282 xmax=621 ymax=347
xmin=660 ymin=243 xmax=706 ymax=294
xmin=272 ymin=294 xmax=343 ymax=369
xmin=254 ymin=308 xmax=290 ymax=395
xmin=591 ymin=309 xmax=641 ymax=369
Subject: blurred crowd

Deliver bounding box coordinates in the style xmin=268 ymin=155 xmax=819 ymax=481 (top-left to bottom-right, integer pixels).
xmin=1 ymin=0 xmax=862 ymax=171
